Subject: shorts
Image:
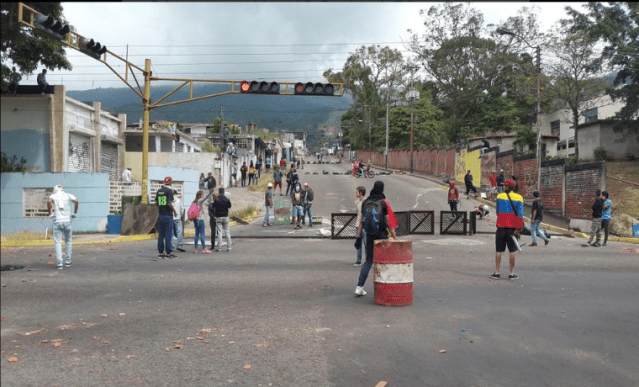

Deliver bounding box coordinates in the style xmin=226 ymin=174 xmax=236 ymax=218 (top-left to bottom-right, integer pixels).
xmin=274 ymin=181 xmax=282 ymax=189
xmin=496 ymin=228 xmax=518 ymax=253
xmin=292 ymin=205 xmax=303 ymax=218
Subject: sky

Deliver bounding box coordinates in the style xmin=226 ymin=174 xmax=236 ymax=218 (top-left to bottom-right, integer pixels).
xmin=33 ymin=2 xmax=587 ymax=91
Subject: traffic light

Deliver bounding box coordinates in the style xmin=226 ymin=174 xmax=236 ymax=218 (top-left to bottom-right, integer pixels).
xmin=79 ymin=37 xmax=107 ymax=60
xmin=294 ymin=82 xmax=335 ymax=96
xmin=240 ymin=81 xmax=280 ymax=94
xmin=34 ymin=14 xmax=70 ymax=40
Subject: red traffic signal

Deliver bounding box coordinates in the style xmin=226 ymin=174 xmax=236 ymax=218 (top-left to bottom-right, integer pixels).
xmin=294 ymin=82 xmax=335 ymax=96
xmin=79 ymin=37 xmax=107 ymax=60
xmin=240 ymin=80 xmax=279 ymax=94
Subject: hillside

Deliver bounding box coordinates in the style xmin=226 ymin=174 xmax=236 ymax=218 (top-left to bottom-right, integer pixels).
xmin=67 ymin=84 xmax=353 ymax=131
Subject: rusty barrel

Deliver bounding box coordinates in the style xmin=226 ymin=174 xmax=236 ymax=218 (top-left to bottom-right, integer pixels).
xmin=373 ymin=239 xmax=413 ymax=306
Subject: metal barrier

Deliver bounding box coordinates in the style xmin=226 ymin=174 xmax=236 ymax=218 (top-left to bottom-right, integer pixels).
xmin=331 ymin=213 xmax=358 ymax=239
xmin=440 ymin=211 xmax=467 ymax=235
xmin=408 ymin=211 xmax=435 ymax=235
xmin=469 ymin=211 xmax=477 ymax=235
xmin=331 ymin=210 xmax=436 ymax=239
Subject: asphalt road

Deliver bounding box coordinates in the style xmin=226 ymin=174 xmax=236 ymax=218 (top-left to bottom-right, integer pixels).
xmin=2 ymin=162 xmax=638 ymax=387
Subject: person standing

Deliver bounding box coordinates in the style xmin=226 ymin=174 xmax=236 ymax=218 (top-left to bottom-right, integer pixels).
xmin=231 ymin=162 xmax=238 ymax=187
xmin=47 ymin=185 xmax=79 ymax=269
xmin=354 ymin=181 xmax=397 ymax=296
xmin=9 ymin=67 xmax=21 ymax=95
xmin=354 ymin=186 xmax=367 ymax=266
xmin=488 ymin=171 xmax=497 ymax=201
xmin=156 ymin=177 xmax=178 ymax=258
xmin=191 ymin=189 xmax=214 ymax=254
xmin=208 ymin=192 xmax=218 ymax=251
xmin=301 ymin=182 xmax=314 ymax=227
xmin=206 ymin=172 xmax=216 ymax=191
xmin=290 ymin=182 xmax=304 ymax=230
xmin=265 ymin=155 xmax=272 ymax=173
xmin=273 ymin=165 xmax=284 ymax=196
xmin=240 ymin=162 xmax=248 ymax=187
xmin=172 ymin=190 xmax=186 ymax=252
xmin=447 ymin=181 xmax=460 ymax=211
xmin=37 ymin=69 xmax=48 ymax=94
xmin=121 ymin=167 xmax=132 ymax=183
xmin=496 ymin=169 xmax=505 ymax=193
xmin=490 ymin=178 xmax=524 ymax=281
xmin=256 ymin=157 xmax=262 ymax=179
xmin=352 ymin=160 xmax=358 ymax=179
xmin=263 ymin=183 xmax=274 ymax=227
xmin=213 ymin=187 xmax=233 ymax=252
xmin=248 ymin=161 xmax=255 ymax=186
xmin=199 ymin=173 xmax=206 ymax=189
xmin=601 ymin=191 xmax=612 ymax=247
xmin=279 ymin=157 xmax=286 ymax=172
xmin=585 ymin=189 xmax=604 ymax=247
xmin=285 ymin=167 xmax=293 ymax=195
xmin=530 ymin=190 xmax=549 ymax=247
xmin=464 ymin=170 xmax=478 ymax=197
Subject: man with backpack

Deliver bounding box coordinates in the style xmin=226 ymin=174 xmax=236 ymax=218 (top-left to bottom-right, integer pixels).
xmin=290 ymin=182 xmax=304 ymax=230
xmin=353 ymin=181 xmax=397 ymax=296
xmin=301 ymin=182 xmax=314 ymax=227
xmin=530 ymin=190 xmax=549 ymax=247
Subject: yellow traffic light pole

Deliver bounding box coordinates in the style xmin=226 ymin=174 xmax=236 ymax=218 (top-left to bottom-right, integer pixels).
xmin=17 ymin=2 xmax=343 ymax=204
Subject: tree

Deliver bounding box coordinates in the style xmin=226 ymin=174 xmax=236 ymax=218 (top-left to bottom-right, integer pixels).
xmin=1 ymin=151 xmax=27 ymax=172
xmin=544 ymin=27 xmax=607 ymax=160
xmin=1 ymin=2 xmax=72 ymax=92
xmin=565 ymin=2 xmax=639 ymax=136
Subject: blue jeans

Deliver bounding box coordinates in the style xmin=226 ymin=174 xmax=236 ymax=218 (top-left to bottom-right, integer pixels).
xmin=158 ymin=215 xmax=173 ymax=254
xmin=530 ymin=219 xmax=548 ymax=244
xmin=357 ymin=232 xmax=388 ymax=287
xmin=303 ymin=204 xmax=312 ymax=224
xmin=263 ymin=205 xmax=271 ymax=225
xmin=194 ymin=219 xmax=206 ymax=249
xmin=53 ymin=221 xmax=72 ymax=267
xmin=356 ymin=232 xmax=367 ymax=263
xmin=172 ymin=219 xmax=183 ymax=249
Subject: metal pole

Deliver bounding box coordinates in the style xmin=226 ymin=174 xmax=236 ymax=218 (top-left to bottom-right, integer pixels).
xmin=535 ymin=46 xmax=542 ymax=193
xmin=141 ymin=59 xmax=151 ymax=204
xmin=385 ymin=93 xmax=389 ymax=169
xmin=410 ymin=99 xmax=415 ymax=174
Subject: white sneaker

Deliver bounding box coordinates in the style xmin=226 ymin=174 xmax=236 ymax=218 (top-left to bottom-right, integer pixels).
xmin=354 ymin=286 xmax=367 ymax=296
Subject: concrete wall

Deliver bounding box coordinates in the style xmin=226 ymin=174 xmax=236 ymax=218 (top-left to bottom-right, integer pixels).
xmin=577 ymin=122 xmax=639 ymax=160
xmin=148 ymin=166 xmax=201 ymax=205
xmin=1 ymin=172 xmax=110 ymax=233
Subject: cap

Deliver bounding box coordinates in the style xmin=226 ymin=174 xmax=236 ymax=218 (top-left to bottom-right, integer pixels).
xmin=504 ymin=178 xmax=516 ymax=189
xmin=304 ymin=182 xmax=309 ymax=186
xmin=500 ymin=169 xmax=504 ymax=172
xmin=267 ymin=183 xmax=273 ymax=188
xmin=127 ymin=167 xmax=132 ymax=170
xmin=163 ymin=176 xmax=172 ymax=184
xmin=533 ymin=190 xmax=540 ymax=197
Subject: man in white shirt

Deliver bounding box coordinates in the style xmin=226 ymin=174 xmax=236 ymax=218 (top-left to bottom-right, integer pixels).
xmin=47 ymin=185 xmax=79 ymax=269
xmin=354 ymin=186 xmax=366 ymax=266
xmin=171 ymin=190 xmax=186 ymax=252
xmin=121 ymin=167 xmax=132 ymax=183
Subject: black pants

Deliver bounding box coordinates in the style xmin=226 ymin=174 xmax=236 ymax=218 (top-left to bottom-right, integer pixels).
xmin=449 ymin=201 xmax=458 ymax=211
xmin=209 ymin=216 xmax=216 ymax=249
xmin=241 ymin=174 xmax=247 ymax=187
xmin=285 ymin=183 xmax=292 ymax=195
xmin=465 ymin=183 xmax=477 ymax=195
xmin=602 ymin=219 xmax=610 ymax=244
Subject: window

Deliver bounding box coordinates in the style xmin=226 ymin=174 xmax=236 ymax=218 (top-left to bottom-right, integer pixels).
xmin=584 ymin=107 xmax=598 ymax=123
xmin=550 ymin=120 xmax=560 ymax=136
xmin=236 ymin=138 xmax=251 ymax=149
xmin=569 ymin=140 xmax=575 ymax=149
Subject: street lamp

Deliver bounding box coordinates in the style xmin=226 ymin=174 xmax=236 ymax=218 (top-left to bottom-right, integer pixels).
xmin=406 ymin=87 xmax=420 ymax=174
xmin=496 ymin=27 xmax=542 ymax=192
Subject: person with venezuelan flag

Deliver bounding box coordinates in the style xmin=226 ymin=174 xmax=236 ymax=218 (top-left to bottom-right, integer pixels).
xmin=490 ymin=178 xmax=524 ymax=281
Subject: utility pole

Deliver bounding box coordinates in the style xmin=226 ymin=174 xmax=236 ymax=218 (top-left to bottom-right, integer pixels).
xmin=385 ymin=89 xmax=390 ymax=170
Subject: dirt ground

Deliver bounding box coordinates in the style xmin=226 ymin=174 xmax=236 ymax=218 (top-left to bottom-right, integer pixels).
xmin=606 ymin=161 xmax=639 ymax=220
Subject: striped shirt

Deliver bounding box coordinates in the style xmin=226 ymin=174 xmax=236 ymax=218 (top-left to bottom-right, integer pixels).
xmin=495 ymin=191 xmax=524 ymax=229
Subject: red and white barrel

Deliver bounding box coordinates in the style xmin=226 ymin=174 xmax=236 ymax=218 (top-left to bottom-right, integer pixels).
xmin=373 ymin=239 xmax=413 ymax=306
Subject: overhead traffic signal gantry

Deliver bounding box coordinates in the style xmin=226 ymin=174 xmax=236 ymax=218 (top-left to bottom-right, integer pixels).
xmin=34 ymin=14 xmax=70 ymax=40
xmin=240 ymin=81 xmax=280 ymax=94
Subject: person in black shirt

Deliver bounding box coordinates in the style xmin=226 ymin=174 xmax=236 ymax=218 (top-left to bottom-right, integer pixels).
xmin=530 ymin=190 xmax=549 ymax=246
xmin=585 ymin=189 xmax=603 ymax=247
xmin=156 ymin=176 xmax=178 ymax=258
xmin=212 ymin=188 xmax=233 ymax=252
xmin=464 ymin=170 xmax=478 ymax=196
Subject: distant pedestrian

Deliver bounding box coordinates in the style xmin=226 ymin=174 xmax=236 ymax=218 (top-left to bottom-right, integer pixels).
xmin=37 ymin=69 xmax=48 ymax=94
xmin=447 ymin=181 xmax=460 ymax=211
xmin=352 ymin=160 xmax=358 ymax=179
xmin=208 ymin=192 xmax=218 ymax=251
xmin=172 ymin=190 xmax=186 ymax=252
xmin=464 ymin=170 xmax=478 ymax=196
xmin=121 ymin=167 xmax=132 ymax=183
xmin=530 ymin=190 xmax=549 ymax=247
xmin=156 ymin=177 xmax=178 ymax=258
xmin=213 ymin=187 xmax=233 ymax=252
xmin=256 ymin=157 xmax=262 ymax=178
xmin=206 ymin=172 xmax=216 ymax=190
xmin=475 ymin=204 xmax=490 ymax=220
xmin=296 ymin=158 xmax=300 ymax=169
xmin=279 ymin=157 xmax=286 ymax=171
xmin=231 ymin=162 xmax=238 ymax=187
xmin=496 ymin=169 xmax=505 ymax=193
xmin=47 ymin=185 xmax=79 ymax=269
xmin=489 ymin=171 xmax=497 ymax=201
xmin=601 ymin=191 xmax=612 ymax=247
xmin=240 ymin=162 xmax=248 ymax=187
xmin=285 ymin=168 xmax=294 ymax=195
xmin=190 ymin=189 xmax=214 ymax=254
xmin=584 ymin=189 xmax=603 ymax=247
xmin=263 ymin=183 xmax=274 ymax=227
xmin=199 ymin=173 xmax=206 ymax=189
xmin=248 ymin=161 xmax=256 ymax=186
xmin=265 ymin=155 xmax=272 ymax=173
xmin=291 ymin=182 xmax=304 ymax=229
xmin=301 ymin=182 xmax=314 ymax=227
xmin=301 ymin=159 xmax=305 ymax=169
xmin=273 ymin=165 xmax=284 ymax=196
xmin=354 ymin=186 xmax=367 ymax=266
xmin=9 ymin=67 xmax=21 ymax=95
xmin=354 ymin=181 xmax=397 ymax=296
xmin=490 ymin=178 xmax=524 ymax=281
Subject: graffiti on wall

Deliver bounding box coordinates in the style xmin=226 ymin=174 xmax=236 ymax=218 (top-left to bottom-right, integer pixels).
xmin=481 ymin=151 xmax=496 ymax=185
xmin=69 ymin=141 xmax=90 ymax=171
xmin=454 ymin=149 xmax=466 ymax=182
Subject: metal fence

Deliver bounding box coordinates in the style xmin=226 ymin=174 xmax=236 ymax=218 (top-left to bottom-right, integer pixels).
xmin=331 ymin=210 xmax=436 ymax=239
xmin=440 ymin=211 xmax=468 ymax=235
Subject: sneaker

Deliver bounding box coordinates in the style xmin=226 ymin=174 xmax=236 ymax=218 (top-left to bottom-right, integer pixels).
xmin=294 ymin=225 xmax=301 ymax=230
xmin=489 ymin=273 xmax=500 ymax=280
xmin=602 ymin=242 xmax=607 ymax=247
xmin=226 ymin=248 xmax=232 ymax=252
xmin=263 ymin=224 xmax=268 ymax=227
xmin=216 ymin=249 xmax=222 ymax=252
xmin=544 ymin=239 xmax=549 ymax=246
xmin=64 ymin=262 xmax=72 ymax=267
xmin=354 ymin=286 xmax=367 ymax=296
xmin=177 ymin=247 xmax=186 ymax=252
xmin=309 ymin=224 xmax=313 ymax=228
xmin=354 ymin=262 xmax=361 ymax=266
xmin=530 ymin=243 xmax=538 ymax=247
xmin=57 ymin=265 xmax=64 ymax=270
xmin=158 ymin=253 xmax=166 ymax=258
xmin=509 ymin=274 xmax=519 ymax=281
xmin=193 ymin=250 xmax=198 ymax=254
xmin=202 ymin=249 xmax=211 ymax=254
xmin=166 ymin=253 xmax=178 ymax=259
xmin=591 ymin=242 xmax=601 ymax=247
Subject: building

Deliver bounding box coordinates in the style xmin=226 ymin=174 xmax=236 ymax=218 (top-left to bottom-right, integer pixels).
xmin=1 ymin=85 xmax=126 ymax=180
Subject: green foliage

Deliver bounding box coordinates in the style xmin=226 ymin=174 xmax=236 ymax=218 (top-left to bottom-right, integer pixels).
xmin=1 ymin=2 xmax=72 ymax=92
xmin=1 ymin=152 xmax=27 ymax=172
xmin=594 ymin=147 xmax=608 ymax=161
xmin=201 ymin=140 xmax=220 ymax=153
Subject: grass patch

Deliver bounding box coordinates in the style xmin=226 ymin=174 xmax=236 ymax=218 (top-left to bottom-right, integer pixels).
xmin=1 ymin=230 xmax=51 ymax=243
xmin=247 ymin=174 xmax=274 ymax=192
xmin=606 ymin=161 xmax=639 ymax=220
xmin=230 ymin=204 xmax=258 ymax=220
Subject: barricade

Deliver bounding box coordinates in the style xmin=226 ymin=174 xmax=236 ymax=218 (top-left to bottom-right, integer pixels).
xmin=373 ymin=239 xmax=413 ymax=306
